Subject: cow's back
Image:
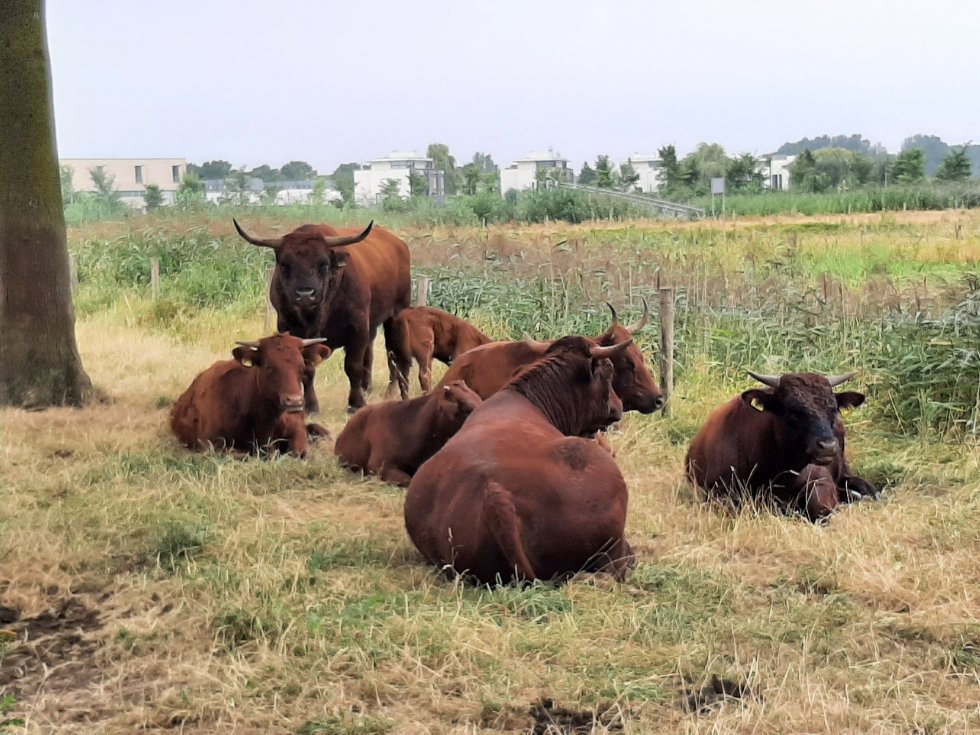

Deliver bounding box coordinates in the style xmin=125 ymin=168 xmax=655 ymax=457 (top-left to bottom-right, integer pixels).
xmin=435 ymin=340 xmax=548 ymax=399
xmin=343 ymin=225 xmax=411 ymax=327
xmin=406 ymin=392 xmax=628 ymax=583
xmin=686 ymin=396 xmax=777 ymax=490
xmin=170 ymin=361 xmax=248 ymax=449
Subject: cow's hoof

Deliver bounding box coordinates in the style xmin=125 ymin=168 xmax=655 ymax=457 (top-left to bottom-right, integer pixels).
xmin=347 ymin=405 xmax=361 ymax=415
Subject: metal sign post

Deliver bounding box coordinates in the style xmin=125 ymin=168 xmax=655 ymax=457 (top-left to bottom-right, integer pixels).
xmin=710 ymin=177 xmax=725 ymax=219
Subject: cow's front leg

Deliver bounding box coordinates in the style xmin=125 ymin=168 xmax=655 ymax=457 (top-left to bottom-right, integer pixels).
xmin=302 ymin=361 xmax=320 ymax=414
xmin=360 ymin=329 xmax=376 ymax=394
xmin=838 ymin=474 xmax=880 ymax=503
xmin=344 ymin=338 xmax=370 ymax=413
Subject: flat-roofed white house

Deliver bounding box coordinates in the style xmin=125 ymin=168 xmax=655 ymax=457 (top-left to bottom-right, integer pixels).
xmin=759 ymin=154 xmax=796 ymax=190
xmin=60 ymin=158 xmax=187 ymax=208
xmin=499 ymin=151 xmax=574 ymax=193
xmin=353 ymin=151 xmax=446 ymax=205
xmin=626 ymin=153 xmax=663 ymax=193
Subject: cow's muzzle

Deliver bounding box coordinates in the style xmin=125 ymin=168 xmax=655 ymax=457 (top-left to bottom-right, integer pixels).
xmin=295 ymin=288 xmax=316 ymax=303
xmin=811 ymin=438 xmax=839 ymax=465
xmin=281 ymin=395 xmax=305 ymax=413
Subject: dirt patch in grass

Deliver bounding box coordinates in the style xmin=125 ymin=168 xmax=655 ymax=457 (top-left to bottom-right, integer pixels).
xmin=0 ymin=596 xmax=104 ymax=700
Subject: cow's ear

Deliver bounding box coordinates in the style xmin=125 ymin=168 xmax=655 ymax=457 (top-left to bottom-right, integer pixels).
xmin=303 ymin=344 xmax=332 ymax=366
xmin=741 ymin=388 xmax=778 ymax=413
xmin=330 ymin=250 xmax=350 ymax=269
xmin=836 ymin=391 xmax=865 ymax=410
xmin=232 ymin=346 xmax=262 ymax=367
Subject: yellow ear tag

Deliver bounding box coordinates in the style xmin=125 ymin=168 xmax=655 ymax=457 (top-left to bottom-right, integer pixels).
xmin=751 ymin=397 xmax=765 ymax=412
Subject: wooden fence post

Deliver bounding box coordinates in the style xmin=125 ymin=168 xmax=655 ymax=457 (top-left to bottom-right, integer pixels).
xmin=68 ymin=253 xmax=78 ymax=298
xmin=659 ymin=287 xmax=675 ymax=417
xmin=415 ymin=275 xmax=430 ymax=307
xmin=264 ymin=267 xmax=275 ymax=332
xmin=150 ymin=257 xmax=160 ymax=300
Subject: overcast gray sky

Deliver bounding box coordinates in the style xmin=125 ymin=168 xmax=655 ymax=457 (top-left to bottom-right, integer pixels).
xmin=48 ymin=0 xmax=980 ymax=173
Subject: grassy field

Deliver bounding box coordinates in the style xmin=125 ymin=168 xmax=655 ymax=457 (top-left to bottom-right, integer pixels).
xmin=1 ymin=210 xmax=979 ymax=733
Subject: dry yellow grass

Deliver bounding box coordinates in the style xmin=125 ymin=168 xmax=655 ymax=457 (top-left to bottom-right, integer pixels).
xmin=2 ymin=214 xmax=980 ymax=734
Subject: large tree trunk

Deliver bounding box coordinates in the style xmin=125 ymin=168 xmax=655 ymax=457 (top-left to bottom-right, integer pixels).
xmin=0 ymin=0 xmax=91 ymax=407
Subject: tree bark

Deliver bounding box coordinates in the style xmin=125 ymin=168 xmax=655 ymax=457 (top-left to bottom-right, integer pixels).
xmin=0 ymin=0 xmax=91 ymax=407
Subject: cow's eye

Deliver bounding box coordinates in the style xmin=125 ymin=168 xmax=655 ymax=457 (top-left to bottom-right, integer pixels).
xmin=280 ymin=263 xmax=292 ymax=279
xmin=317 ymin=261 xmax=329 ymax=276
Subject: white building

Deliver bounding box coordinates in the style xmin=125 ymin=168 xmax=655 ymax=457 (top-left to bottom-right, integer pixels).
xmin=60 ymin=157 xmax=187 ymax=208
xmin=499 ymin=151 xmax=574 ymax=193
xmin=353 ymin=151 xmax=446 ymax=205
xmin=760 ymin=154 xmax=796 ymax=190
xmin=625 ymin=153 xmax=663 ymax=193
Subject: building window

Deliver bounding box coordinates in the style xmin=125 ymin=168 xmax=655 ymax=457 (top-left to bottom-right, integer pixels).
xmin=134 ymin=165 xmax=143 ymax=184
xmin=172 ymin=165 xmax=181 ymax=184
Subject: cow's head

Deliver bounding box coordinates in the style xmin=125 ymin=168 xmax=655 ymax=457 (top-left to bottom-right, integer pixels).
xmin=528 ymin=335 xmax=628 ymax=436
xmin=232 ymin=334 xmax=331 ymax=414
xmin=741 ymin=371 xmax=866 ymax=466
xmin=436 ymin=380 xmax=483 ymax=428
xmin=594 ymin=299 xmax=665 ymax=413
xmin=233 ymin=220 xmax=373 ymax=307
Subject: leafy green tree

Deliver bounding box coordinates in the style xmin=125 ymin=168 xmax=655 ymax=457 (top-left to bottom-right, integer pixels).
xmin=280 ymin=160 xmax=317 ymax=180
xmin=656 ymin=145 xmax=681 ymax=191
xmin=175 ymin=171 xmax=205 ymax=207
xmin=680 ymin=143 xmax=728 ymax=192
xmin=427 ymin=143 xmax=459 ymax=195
xmin=892 ymin=148 xmax=925 ymax=184
xmin=901 ymin=134 xmax=950 ymax=176
xmin=789 ymin=149 xmax=829 ymax=193
xmin=595 ymin=155 xmax=616 ymax=188
xmin=59 ymin=164 xmax=74 ymax=204
xmin=143 ymin=183 xmax=163 ymax=210
xmin=89 ymin=166 xmax=122 ymax=211
xmin=189 ymin=160 xmax=233 ymax=179
xmin=310 ymin=177 xmax=328 ymax=205
xmin=1 ymin=0 xmax=92 ymax=406
xmin=461 ymin=163 xmax=482 ymax=195
xmin=260 ymin=184 xmax=281 ymax=205
xmin=935 ymin=145 xmax=972 ymax=182
xmin=248 ymin=164 xmax=282 ymax=183
xmin=577 ymin=161 xmax=597 ymax=186
xmin=331 ymin=162 xmax=359 ymax=207
xmin=380 ymin=178 xmax=405 ymax=212
xmin=618 ymin=160 xmax=640 ymax=191
xmin=777 ymin=134 xmax=885 ymax=157
xmin=223 ymin=168 xmax=251 ymax=205
xmin=409 ymin=170 xmax=429 ymax=197
xmin=726 ymin=153 xmax=762 ymax=191
xmin=471 ymin=152 xmax=497 ymax=173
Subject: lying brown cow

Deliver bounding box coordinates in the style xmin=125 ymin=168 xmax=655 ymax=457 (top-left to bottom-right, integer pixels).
xmin=405 ymin=336 xmax=635 ymax=585
xmin=386 ymin=306 xmax=493 ymax=398
xmin=685 ymin=370 xmax=879 ymax=519
xmin=170 ymin=334 xmax=331 ymax=457
xmin=435 ymin=300 xmax=664 ymax=414
xmin=335 ymin=380 xmax=482 ymax=486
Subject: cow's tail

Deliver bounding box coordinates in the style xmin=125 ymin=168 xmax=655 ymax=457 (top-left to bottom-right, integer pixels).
xmin=483 ymin=481 xmax=537 ymax=581
xmin=384 ymin=314 xmax=412 ymax=399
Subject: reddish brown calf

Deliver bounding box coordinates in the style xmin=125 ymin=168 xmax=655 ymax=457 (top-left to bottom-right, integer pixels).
xmin=170 ymin=334 xmax=331 ymax=457
xmin=334 ymin=380 xmax=482 ymax=486
xmin=385 ymin=306 xmax=493 ymax=398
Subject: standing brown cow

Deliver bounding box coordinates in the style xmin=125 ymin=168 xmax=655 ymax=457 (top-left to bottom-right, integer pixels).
xmin=170 ymin=334 xmax=331 ymax=457
xmin=685 ymin=370 xmax=879 ymax=519
xmin=233 ymin=219 xmax=411 ymax=413
xmin=434 ymin=300 xmax=665 ymax=414
xmin=405 ymin=336 xmax=635 ymax=585
xmin=385 ymin=306 xmax=493 ymax=398
xmin=335 ymin=380 xmax=483 ymax=486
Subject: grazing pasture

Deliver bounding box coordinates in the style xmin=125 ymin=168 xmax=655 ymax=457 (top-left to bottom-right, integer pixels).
xmin=1 ymin=210 xmax=979 ymax=733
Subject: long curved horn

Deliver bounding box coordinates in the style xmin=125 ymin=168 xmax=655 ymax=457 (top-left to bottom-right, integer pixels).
xmin=592 ymin=338 xmax=633 ymax=358
xmin=319 ymin=221 xmax=373 ymax=247
xmin=300 ymin=338 xmax=328 ymax=347
xmin=233 ymin=219 xmax=283 ymax=250
xmin=826 ymin=371 xmax=856 ymax=388
xmin=599 ymin=302 xmax=619 ymax=340
xmin=747 ymin=370 xmax=780 ymax=387
xmin=626 ymin=296 xmax=649 ymax=335
xmin=235 ymin=340 xmax=260 ymax=350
